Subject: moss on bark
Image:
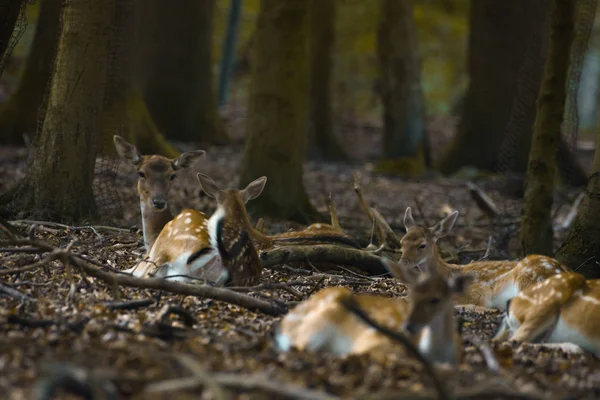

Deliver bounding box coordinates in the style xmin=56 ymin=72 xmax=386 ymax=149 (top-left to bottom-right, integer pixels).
xmin=520 ymin=0 xmax=575 ymax=256
xmin=134 ymin=0 xmax=228 ymax=145
xmin=376 ymin=0 xmax=428 ymax=176
xmin=556 ymin=130 xmax=600 ymax=277
xmin=0 ymin=0 xmax=114 ymax=222
xmin=240 ymin=0 xmax=320 ymax=224
xmin=0 ymin=0 xmax=62 ymax=145
xmin=306 ymin=0 xmax=346 ymax=161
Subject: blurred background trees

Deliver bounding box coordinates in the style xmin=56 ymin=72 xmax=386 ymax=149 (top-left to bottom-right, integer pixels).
xmin=0 ymin=0 xmax=600 ymax=275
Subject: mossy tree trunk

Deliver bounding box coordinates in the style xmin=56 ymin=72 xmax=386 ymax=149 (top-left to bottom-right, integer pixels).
xmin=520 ymin=0 xmax=575 ymax=255
xmin=134 ymin=0 xmax=228 ymax=145
xmin=100 ymin=0 xmax=177 ymax=157
xmin=0 ymin=0 xmax=62 ymax=145
xmin=240 ymin=0 xmax=319 ymax=223
xmin=556 ymin=130 xmax=600 ymax=277
xmin=376 ymin=0 xmax=428 ymax=176
xmin=438 ymin=1 xmax=546 ymax=175
xmin=0 ymin=0 xmax=114 ymax=221
xmin=0 ymin=0 xmax=24 ymax=62
xmin=306 ymin=0 xmax=346 ymax=161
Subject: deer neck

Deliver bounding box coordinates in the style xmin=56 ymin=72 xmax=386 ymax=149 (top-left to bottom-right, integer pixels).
xmin=416 ymin=304 xmax=461 ymax=364
xmin=208 ymin=200 xmax=264 ymax=285
xmin=428 ymin=245 xmax=455 ymax=279
xmin=140 ymin=201 xmax=173 ymax=250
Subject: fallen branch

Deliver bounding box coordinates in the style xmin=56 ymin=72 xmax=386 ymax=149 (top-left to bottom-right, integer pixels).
xmin=466 ymin=181 xmax=499 ymax=219
xmin=259 ymin=245 xmax=389 ymax=276
xmin=0 ymin=282 xmax=37 ymax=302
xmin=101 ymin=299 xmax=154 ymax=310
xmin=0 ymin=230 xmax=288 ymax=317
xmin=9 ymin=219 xmax=131 ymax=234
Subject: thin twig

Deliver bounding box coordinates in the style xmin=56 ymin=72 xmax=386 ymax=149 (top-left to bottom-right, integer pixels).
xmin=0 ymin=282 xmax=37 ymax=302
xmin=9 ymin=219 xmax=131 ymax=233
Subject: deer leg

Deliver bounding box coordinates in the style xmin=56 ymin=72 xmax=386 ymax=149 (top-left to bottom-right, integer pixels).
xmin=510 ymin=313 xmax=558 ymax=343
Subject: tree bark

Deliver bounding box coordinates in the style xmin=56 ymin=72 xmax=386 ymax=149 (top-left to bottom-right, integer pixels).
xmin=0 ymin=0 xmax=114 ymax=221
xmin=306 ymin=0 xmax=346 ymax=161
xmin=376 ymin=0 xmax=428 ymax=176
xmin=240 ymin=0 xmax=319 ymax=223
xmin=520 ymin=0 xmax=575 ymax=255
xmin=438 ymin=0 xmax=547 ymax=175
xmin=556 ymin=131 xmax=600 ymax=278
xmin=100 ymin=0 xmax=177 ymax=157
xmin=134 ymin=0 xmax=228 ymax=145
xmin=0 ymin=0 xmax=24 ymax=64
xmin=0 ymin=0 xmax=62 ymax=145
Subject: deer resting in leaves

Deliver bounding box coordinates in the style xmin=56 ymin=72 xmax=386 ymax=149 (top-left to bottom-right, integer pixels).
xmin=396 ymin=207 xmax=571 ymax=310
xmin=275 ymin=257 xmax=472 ymax=364
xmin=494 ymin=272 xmax=600 ymax=355
xmin=115 ymin=136 xmax=357 ymax=283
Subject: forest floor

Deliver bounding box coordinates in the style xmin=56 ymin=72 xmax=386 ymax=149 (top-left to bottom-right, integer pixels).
xmin=0 ymin=112 xmax=599 ymax=399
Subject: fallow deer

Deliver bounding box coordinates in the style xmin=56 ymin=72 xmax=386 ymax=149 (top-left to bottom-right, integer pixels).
xmin=113 ymin=135 xmax=207 ymax=250
xmin=493 ymin=272 xmax=600 ymax=355
xmin=395 ymin=207 xmax=571 ymax=310
xmin=275 ymin=258 xmax=472 ymax=364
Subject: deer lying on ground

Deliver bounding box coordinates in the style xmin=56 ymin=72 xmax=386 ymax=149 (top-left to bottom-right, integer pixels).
xmin=115 ymin=136 xmax=357 ymax=283
xmin=493 ymin=272 xmax=600 ymax=355
xmin=275 ymin=257 xmax=472 ymax=364
xmin=395 ymin=207 xmax=571 ymax=310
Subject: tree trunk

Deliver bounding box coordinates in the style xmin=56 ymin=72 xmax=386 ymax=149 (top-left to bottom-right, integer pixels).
xmin=0 ymin=0 xmax=114 ymax=221
xmin=134 ymin=0 xmax=228 ymax=145
xmin=556 ymin=130 xmax=600 ymax=277
xmin=306 ymin=0 xmax=346 ymax=161
xmin=0 ymin=0 xmax=24 ymax=64
xmin=240 ymin=0 xmax=319 ymax=223
xmin=438 ymin=0 xmax=547 ymax=175
xmin=0 ymin=0 xmax=62 ymax=145
xmin=520 ymin=0 xmax=575 ymax=255
xmin=100 ymin=0 xmax=177 ymax=157
xmin=376 ymin=0 xmax=428 ymax=176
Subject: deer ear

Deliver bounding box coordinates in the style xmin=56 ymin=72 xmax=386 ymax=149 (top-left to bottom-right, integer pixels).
xmin=197 ymin=173 xmax=221 ymax=199
xmin=404 ymin=207 xmax=416 ymax=230
xmin=113 ymin=135 xmax=141 ymax=165
xmin=173 ymin=150 xmax=206 ymax=170
xmin=242 ymin=176 xmax=267 ymax=203
xmin=431 ymin=210 xmax=458 ymax=240
xmin=449 ymin=274 xmax=473 ymax=295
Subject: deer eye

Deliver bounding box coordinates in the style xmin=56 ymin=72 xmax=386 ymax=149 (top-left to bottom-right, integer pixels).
xmin=419 ymin=243 xmax=426 ymax=249
xmin=169 ymin=174 xmax=177 ymax=181
xmin=138 ymin=172 xmax=146 ymax=179
xmin=429 ymin=298 xmax=441 ymax=305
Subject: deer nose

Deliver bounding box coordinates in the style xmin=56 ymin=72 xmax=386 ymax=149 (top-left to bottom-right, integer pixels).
xmin=152 ymin=198 xmax=167 ymax=210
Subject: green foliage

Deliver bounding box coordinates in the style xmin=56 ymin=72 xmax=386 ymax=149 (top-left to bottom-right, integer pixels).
xmin=213 ymin=0 xmax=469 ymax=118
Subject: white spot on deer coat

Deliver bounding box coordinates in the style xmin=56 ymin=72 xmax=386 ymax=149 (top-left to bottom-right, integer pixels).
xmin=185 ymin=218 xmax=191 ymax=224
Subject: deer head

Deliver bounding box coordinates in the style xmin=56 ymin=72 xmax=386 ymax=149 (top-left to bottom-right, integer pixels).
xmin=398 ymin=207 xmax=458 ymax=272
xmin=113 ymin=135 xmax=205 ymax=212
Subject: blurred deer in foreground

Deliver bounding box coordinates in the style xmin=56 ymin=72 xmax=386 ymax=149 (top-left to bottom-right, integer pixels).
xmin=275 ymin=257 xmax=472 ymax=364
xmin=113 ymin=135 xmax=206 ymax=250
xmin=395 ymin=207 xmax=571 ymax=310
xmin=494 ymin=272 xmax=600 ymax=355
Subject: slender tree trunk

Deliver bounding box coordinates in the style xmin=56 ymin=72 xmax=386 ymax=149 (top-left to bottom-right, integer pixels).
xmin=376 ymin=0 xmax=428 ymax=176
xmin=135 ymin=0 xmax=228 ymax=145
xmin=0 ymin=0 xmax=114 ymax=221
xmin=520 ymin=0 xmax=575 ymax=255
xmin=0 ymin=0 xmax=62 ymax=145
xmin=0 ymin=0 xmax=24 ymax=63
xmin=306 ymin=0 xmax=346 ymax=161
xmin=100 ymin=0 xmax=177 ymax=157
xmin=556 ymin=129 xmax=600 ymax=277
xmin=438 ymin=0 xmax=546 ymax=175
xmin=240 ymin=0 xmax=319 ymax=223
